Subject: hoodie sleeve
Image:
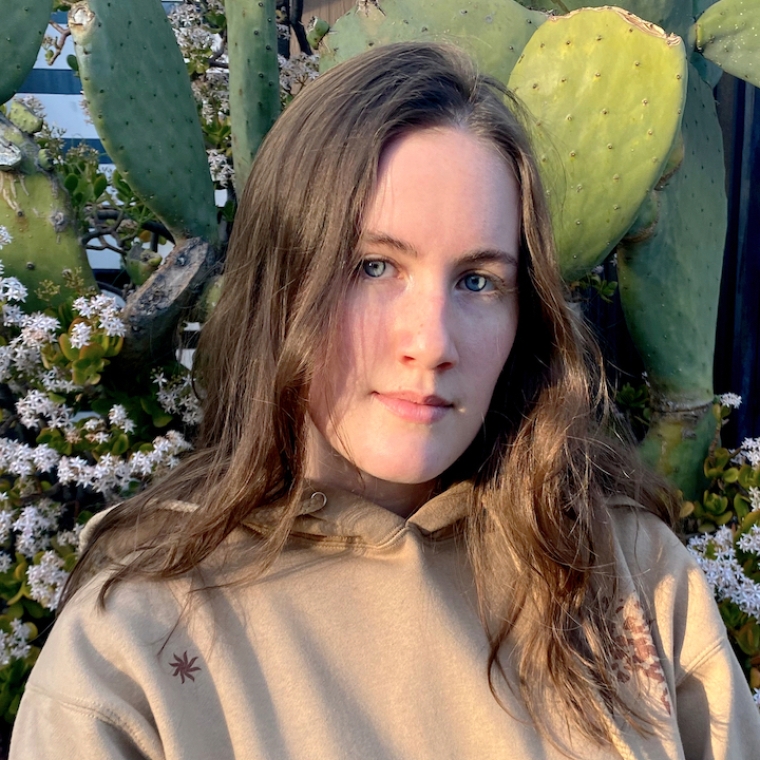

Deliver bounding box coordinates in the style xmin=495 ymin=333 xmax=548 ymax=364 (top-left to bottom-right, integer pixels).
xmin=674 ymin=634 xmax=760 ymax=760
xmin=614 ymin=508 xmax=760 ymax=760
xmin=10 ymin=683 xmax=162 ymax=760
xmin=9 ymin=577 xmax=168 ymax=760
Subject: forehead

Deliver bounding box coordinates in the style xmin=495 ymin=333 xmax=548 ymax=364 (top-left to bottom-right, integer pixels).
xmin=364 ymin=127 xmax=521 ymax=252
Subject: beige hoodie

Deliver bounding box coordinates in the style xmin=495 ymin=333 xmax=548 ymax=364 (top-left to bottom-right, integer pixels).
xmin=11 ymin=484 xmax=760 ymax=759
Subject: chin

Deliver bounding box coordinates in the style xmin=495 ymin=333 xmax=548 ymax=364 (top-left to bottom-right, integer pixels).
xmin=357 ymin=451 xmax=453 ymax=486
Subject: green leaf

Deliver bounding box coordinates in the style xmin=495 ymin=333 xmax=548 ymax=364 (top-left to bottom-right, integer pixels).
xmin=111 ymin=433 xmax=130 ymax=457
xmin=93 ymin=173 xmax=108 ymax=199
xmin=723 ymin=467 xmax=740 ymax=484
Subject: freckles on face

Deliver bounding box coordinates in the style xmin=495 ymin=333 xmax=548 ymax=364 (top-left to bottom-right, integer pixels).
xmin=307 ymin=127 xmax=521 ymax=506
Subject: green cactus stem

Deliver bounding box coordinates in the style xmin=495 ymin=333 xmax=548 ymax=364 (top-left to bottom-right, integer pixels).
xmin=508 ymin=6 xmax=687 ymax=282
xmin=0 ymin=113 xmax=97 ymax=312
xmin=695 ymin=0 xmax=760 ymax=88
xmin=68 ymin=0 xmax=219 ymax=247
xmin=617 ymin=63 xmax=727 ymax=499
xmin=0 ymin=0 xmax=53 ymax=106
xmin=320 ymin=0 xmax=546 ymax=87
xmin=7 ymin=100 xmax=43 ymax=135
xmin=227 ymin=0 xmax=281 ymax=197
xmin=307 ymin=17 xmax=330 ymax=50
xmin=115 ymin=238 xmax=217 ymax=368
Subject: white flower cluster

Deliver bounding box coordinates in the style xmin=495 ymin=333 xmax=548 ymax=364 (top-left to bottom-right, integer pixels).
xmin=0 ymin=439 xmax=61 ymax=479
xmin=0 ymin=269 xmax=58 ymax=383
xmin=207 ymin=148 xmax=234 ymax=188
xmin=0 ymin=226 xmax=12 ymax=249
xmin=57 ymin=430 xmax=192 ymax=495
xmin=109 ymin=404 xmax=136 ymax=434
xmin=719 ymin=393 xmax=742 ymax=409
xmin=169 ymin=1 xmax=220 ymax=58
xmin=0 ymin=620 xmax=32 ymax=666
xmin=688 ymin=527 xmax=760 ymax=619
xmin=72 ymin=294 xmax=126 ymax=338
xmin=14 ymin=501 xmax=58 ymax=556
xmin=740 ymin=438 xmax=760 ymax=468
xmin=279 ymin=53 xmax=320 ymax=98
xmin=170 ymin=1 xmax=230 ymax=127
xmin=26 ymin=551 xmax=68 ymax=611
xmin=738 ymin=525 xmax=760 ymax=555
xmin=154 ymin=371 xmax=203 ymax=425
xmin=16 ymin=389 xmax=73 ymax=432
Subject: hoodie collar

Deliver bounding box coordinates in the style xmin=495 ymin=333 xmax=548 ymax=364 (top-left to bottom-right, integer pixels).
xmin=241 ymin=480 xmax=474 ymax=546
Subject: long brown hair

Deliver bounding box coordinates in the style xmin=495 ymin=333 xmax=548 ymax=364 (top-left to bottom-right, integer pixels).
xmin=64 ymin=42 xmax=679 ymax=750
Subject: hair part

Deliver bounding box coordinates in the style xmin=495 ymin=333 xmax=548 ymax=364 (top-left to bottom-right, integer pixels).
xmin=62 ymin=42 xmax=680 ymax=753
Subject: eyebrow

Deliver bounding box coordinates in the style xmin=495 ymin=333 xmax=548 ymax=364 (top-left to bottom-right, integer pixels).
xmin=360 ymin=231 xmax=518 ymax=268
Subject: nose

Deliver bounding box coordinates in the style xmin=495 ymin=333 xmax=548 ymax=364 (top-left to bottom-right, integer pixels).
xmin=395 ymin=289 xmax=459 ymax=371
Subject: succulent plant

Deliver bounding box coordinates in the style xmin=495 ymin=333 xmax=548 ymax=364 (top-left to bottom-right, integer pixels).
xmin=0 ymin=0 xmax=280 ymax=363
xmin=0 ymin=105 xmax=97 ymax=313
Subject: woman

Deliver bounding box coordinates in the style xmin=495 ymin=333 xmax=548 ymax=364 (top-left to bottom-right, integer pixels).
xmin=11 ymin=42 xmax=760 ymax=759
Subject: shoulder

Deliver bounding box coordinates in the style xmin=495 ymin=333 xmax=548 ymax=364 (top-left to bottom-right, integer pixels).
xmin=29 ymin=572 xmax=190 ymax=696
xmin=13 ymin=572 xmax=190 ymax=759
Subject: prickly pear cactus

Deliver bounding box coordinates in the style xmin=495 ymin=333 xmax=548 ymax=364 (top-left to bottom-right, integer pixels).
xmin=68 ymin=0 xmax=219 ymax=247
xmin=0 ymin=110 xmax=97 ymax=312
xmin=695 ymin=0 xmax=760 ymax=87
xmin=227 ymin=0 xmax=281 ymax=196
xmin=617 ymin=63 xmax=726 ymax=497
xmin=320 ymin=0 xmax=546 ymax=87
xmin=0 ymin=0 xmax=53 ymax=106
xmin=508 ymin=7 xmax=687 ymax=281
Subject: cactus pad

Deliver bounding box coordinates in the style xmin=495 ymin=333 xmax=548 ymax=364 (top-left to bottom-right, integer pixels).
xmin=227 ymin=0 xmax=281 ymax=196
xmin=508 ymin=7 xmax=686 ymax=282
xmin=0 ymin=171 xmax=98 ymax=312
xmin=696 ymin=0 xmax=760 ymax=88
xmin=0 ymin=0 xmax=53 ymax=106
xmin=0 ymin=112 xmax=96 ymax=311
xmin=320 ymin=0 xmax=546 ymax=85
xmin=68 ymin=0 xmax=218 ymax=246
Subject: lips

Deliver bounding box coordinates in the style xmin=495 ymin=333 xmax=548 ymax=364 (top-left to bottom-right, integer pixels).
xmin=372 ymin=391 xmax=453 ymax=424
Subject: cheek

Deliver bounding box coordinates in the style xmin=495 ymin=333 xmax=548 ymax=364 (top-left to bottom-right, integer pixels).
xmin=462 ymin=308 xmax=518 ymax=405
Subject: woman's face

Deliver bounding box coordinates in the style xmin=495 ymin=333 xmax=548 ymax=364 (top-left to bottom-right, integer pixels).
xmin=307 ymin=127 xmax=521 ymax=514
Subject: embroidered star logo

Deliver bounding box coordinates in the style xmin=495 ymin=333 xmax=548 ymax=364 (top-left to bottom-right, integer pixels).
xmin=169 ymin=651 xmax=201 ymax=684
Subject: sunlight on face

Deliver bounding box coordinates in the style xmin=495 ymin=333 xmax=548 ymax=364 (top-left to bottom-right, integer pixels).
xmin=307 ymin=127 xmax=521 ymax=515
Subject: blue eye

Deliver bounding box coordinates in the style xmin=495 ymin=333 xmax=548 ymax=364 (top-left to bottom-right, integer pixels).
xmin=361 ymin=260 xmax=387 ymax=278
xmin=461 ymin=274 xmax=490 ymax=292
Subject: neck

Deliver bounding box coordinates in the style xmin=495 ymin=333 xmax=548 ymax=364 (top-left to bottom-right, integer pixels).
xmin=305 ymin=426 xmax=435 ymax=518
